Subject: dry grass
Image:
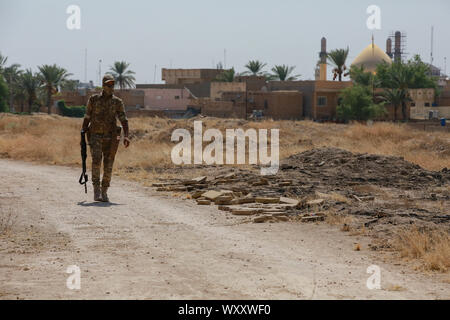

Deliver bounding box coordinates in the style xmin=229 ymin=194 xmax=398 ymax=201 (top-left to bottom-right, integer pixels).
xmin=1 ymin=114 xmax=449 ymax=176
xmin=0 ymin=205 xmax=17 ymax=235
xmin=1 ymin=113 xmax=449 ymax=273
xmin=392 ymin=227 xmax=450 ymax=273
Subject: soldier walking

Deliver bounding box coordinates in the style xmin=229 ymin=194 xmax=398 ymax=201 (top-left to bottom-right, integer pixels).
xmin=81 ymin=74 xmax=130 ymax=202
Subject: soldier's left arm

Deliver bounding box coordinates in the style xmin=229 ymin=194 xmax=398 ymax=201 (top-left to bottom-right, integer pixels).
xmin=116 ymin=98 xmax=129 ymax=139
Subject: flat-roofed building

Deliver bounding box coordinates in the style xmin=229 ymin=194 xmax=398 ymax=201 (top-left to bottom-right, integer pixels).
xmin=162 ymin=68 xmax=223 ymax=85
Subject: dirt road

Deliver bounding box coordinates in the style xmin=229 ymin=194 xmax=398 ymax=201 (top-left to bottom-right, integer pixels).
xmin=0 ymin=159 xmax=448 ymax=299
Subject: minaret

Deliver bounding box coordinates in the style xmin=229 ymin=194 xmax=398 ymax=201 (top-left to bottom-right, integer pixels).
xmin=394 ymin=31 xmax=402 ymax=63
xmin=319 ymin=37 xmax=327 ymax=81
xmin=386 ymin=38 xmax=393 ymax=59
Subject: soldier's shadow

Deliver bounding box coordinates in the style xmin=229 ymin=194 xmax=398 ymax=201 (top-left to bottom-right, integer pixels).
xmin=77 ymin=201 xmax=123 ymax=207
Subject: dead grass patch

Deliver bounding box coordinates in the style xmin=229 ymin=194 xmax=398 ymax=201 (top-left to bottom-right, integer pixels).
xmin=392 ymin=227 xmax=450 ymax=273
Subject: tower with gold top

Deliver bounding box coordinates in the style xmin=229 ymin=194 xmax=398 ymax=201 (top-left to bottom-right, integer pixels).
xmin=351 ymin=36 xmax=392 ymax=74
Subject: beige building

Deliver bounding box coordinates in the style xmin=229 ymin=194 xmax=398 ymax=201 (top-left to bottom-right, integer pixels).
xmin=410 ymin=88 xmax=450 ymax=119
xmin=210 ymin=82 xmax=246 ymax=100
xmin=162 ymin=68 xmax=223 ymax=85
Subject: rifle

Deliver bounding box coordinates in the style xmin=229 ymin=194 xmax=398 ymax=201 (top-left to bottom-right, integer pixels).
xmin=79 ymin=131 xmax=89 ymax=193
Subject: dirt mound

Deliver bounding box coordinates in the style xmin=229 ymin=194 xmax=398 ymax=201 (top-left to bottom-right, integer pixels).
xmin=281 ymin=147 xmax=449 ymax=190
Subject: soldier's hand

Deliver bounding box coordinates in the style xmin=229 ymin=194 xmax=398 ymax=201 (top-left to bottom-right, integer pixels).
xmin=123 ymin=137 xmax=130 ymax=148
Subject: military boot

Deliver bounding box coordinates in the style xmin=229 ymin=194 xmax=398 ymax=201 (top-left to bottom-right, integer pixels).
xmin=94 ymin=185 xmax=102 ymax=202
xmin=101 ymin=187 xmax=109 ymax=202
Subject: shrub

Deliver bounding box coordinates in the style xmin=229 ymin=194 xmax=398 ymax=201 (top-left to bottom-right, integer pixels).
xmin=57 ymin=100 xmax=86 ymax=118
xmin=337 ymin=85 xmax=386 ymax=121
xmin=0 ymin=75 xmax=9 ymax=113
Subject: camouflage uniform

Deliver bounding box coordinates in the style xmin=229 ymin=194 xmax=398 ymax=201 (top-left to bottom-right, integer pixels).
xmin=82 ymin=75 xmax=129 ymax=199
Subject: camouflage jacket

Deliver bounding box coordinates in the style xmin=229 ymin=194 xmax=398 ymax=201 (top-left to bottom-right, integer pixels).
xmin=84 ymin=91 xmax=128 ymax=135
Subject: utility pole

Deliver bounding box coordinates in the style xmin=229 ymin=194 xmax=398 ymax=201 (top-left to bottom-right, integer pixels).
xmin=430 ymin=26 xmax=434 ymax=66
xmin=98 ymin=59 xmax=102 ymax=86
xmin=224 ymin=49 xmax=227 ymax=69
xmin=444 ymin=57 xmax=447 ymax=78
xmin=84 ymin=48 xmax=88 ymax=83
xmin=154 ymin=65 xmax=157 ymax=83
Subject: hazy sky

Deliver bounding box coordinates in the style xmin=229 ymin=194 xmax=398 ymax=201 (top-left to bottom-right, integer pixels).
xmin=1 ymin=0 xmax=449 ymax=85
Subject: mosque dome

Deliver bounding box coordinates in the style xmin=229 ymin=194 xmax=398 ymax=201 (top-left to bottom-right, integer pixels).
xmin=351 ymin=43 xmax=392 ymax=73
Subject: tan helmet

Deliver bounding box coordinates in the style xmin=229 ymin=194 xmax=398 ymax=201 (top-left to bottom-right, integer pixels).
xmin=102 ymin=74 xmax=115 ymax=86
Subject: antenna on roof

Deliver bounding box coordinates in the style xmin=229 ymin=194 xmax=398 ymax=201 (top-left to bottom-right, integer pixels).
xmin=84 ymin=48 xmax=87 ymax=83
xmin=430 ymin=26 xmax=434 ymax=66
xmin=224 ymin=49 xmax=227 ymax=69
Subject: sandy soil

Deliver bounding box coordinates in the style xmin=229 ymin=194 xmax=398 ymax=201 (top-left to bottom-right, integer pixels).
xmin=0 ymin=159 xmax=449 ymax=300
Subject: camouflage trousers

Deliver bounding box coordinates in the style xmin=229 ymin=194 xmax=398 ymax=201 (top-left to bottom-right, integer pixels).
xmin=88 ymin=132 xmax=120 ymax=189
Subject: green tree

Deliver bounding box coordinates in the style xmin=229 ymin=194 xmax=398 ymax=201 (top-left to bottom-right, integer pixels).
xmin=337 ymin=85 xmax=386 ymax=121
xmin=327 ymin=47 xmax=350 ymax=81
xmin=38 ymin=64 xmax=72 ymax=114
xmin=2 ymin=64 xmax=22 ymax=112
xmin=20 ymin=69 xmax=40 ymax=113
xmin=60 ymin=79 xmax=79 ymax=92
xmin=0 ymin=75 xmax=9 ymax=112
xmin=215 ymin=68 xmax=237 ymax=82
xmin=0 ymin=52 xmax=7 ymax=73
xmin=109 ymin=61 xmax=136 ymax=90
xmin=242 ymin=60 xmax=267 ymax=76
xmin=378 ymin=88 xmax=410 ymax=121
xmin=349 ymin=65 xmax=376 ymax=87
xmin=375 ymin=55 xmax=437 ymax=120
xmin=270 ymin=65 xmax=300 ymax=81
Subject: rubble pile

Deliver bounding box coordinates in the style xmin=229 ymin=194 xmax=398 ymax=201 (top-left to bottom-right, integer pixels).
xmin=153 ymin=172 xmax=328 ymax=224
xmin=152 ymin=148 xmax=449 ymax=227
xmin=281 ymin=147 xmax=450 ymax=189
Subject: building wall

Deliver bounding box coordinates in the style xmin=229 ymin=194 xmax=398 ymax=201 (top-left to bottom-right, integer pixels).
xmin=409 ymin=88 xmax=436 ymax=120
xmin=235 ymin=76 xmax=267 ymax=91
xmin=268 ymin=81 xmax=315 ymax=118
xmin=312 ymin=81 xmax=353 ymax=120
xmin=162 ymin=69 xmax=223 ymax=85
xmin=210 ymin=82 xmax=246 ymax=100
xmin=141 ymin=88 xmax=191 ymax=111
xmin=313 ymin=91 xmax=342 ymax=120
xmin=201 ymin=101 xmax=246 ymax=119
xmin=247 ymin=91 xmax=303 ymax=120
xmin=52 ymin=89 xmax=145 ymax=109
xmin=436 ymin=85 xmax=450 ymax=106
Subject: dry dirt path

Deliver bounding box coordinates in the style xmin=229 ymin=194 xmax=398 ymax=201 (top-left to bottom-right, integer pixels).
xmin=0 ymin=159 xmax=448 ymax=300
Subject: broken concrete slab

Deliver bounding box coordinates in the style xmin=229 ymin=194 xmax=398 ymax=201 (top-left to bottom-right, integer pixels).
xmin=253 ymin=215 xmax=273 ymax=223
xmin=301 ymin=216 xmax=325 ymax=223
xmin=231 ymin=208 xmax=261 ymax=216
xmin=255 ymin=197 xmax=280 ymax=204
xmin=307 ymin=199 xmax=325 ymax=206
xmin=202 ymin=190 xmax=224 ymax=201
xmin=280 ymin=197 xmax=299 ymax=206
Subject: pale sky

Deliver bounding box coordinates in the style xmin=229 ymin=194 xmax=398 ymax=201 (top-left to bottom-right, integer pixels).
xmin=1 ymin=0 xmax=449 ymax=85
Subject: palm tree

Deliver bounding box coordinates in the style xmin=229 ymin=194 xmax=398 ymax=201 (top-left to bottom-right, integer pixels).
xmin=390 ymin=64 xmax=414 ymax=120
xmin=270 ymin=65 xmax=300 ymax=81
xmin=0 ymin=52 xmax=7 ymax=73
xmin=38 ymin=64 xmax=72 ymax=114
xmin=109 ymin=61 xmax=136 ymax=90
xmin=3 ymin=64 xmax=23 ymax=113
xmin=378 ymin=88 xmax=408 ymax=121
xmin=20 ymin=69 xmax=40 ymax=113
xmin=60 ymin=79 xmax=79 ymax=92
xmin=242 ymin=60 xmax=267 ymax=76
xmin=215 ymin=68 xmax=237 ymax=82
xmin=327 ymin=48 xmax=350 ymax=81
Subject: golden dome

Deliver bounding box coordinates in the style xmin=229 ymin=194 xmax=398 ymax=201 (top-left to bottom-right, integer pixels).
xmin=351 ymin=43 xmax=392 ymax=73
